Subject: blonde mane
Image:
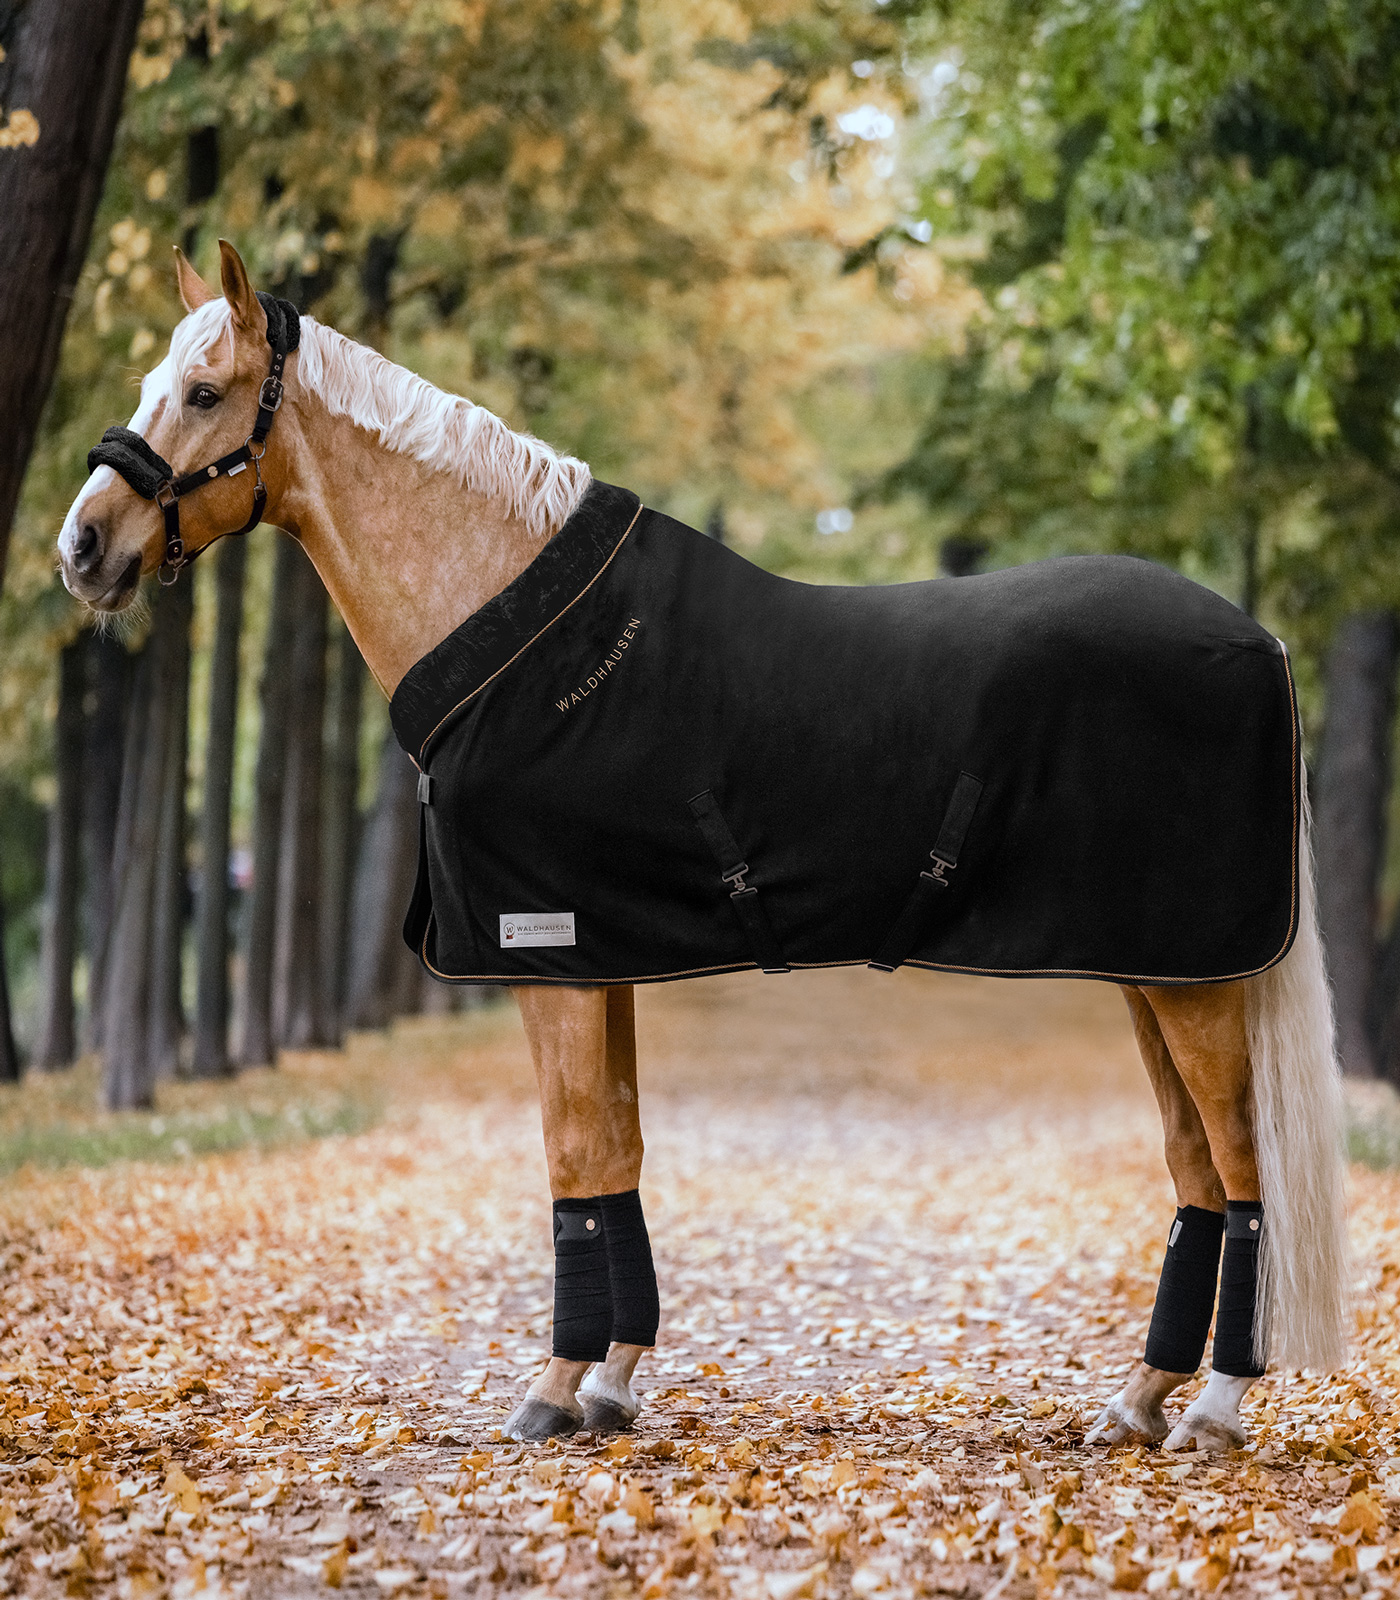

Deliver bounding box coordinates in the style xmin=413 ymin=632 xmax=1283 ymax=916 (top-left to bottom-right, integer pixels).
xmin=167 ymin=300 xmax=591 ymax=538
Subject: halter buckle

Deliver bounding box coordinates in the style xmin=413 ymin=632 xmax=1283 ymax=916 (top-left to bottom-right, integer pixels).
xmin=258 ymin=376 xmax=284 ymax=413
xmin=155 ymin=480 xmax=178 ymax=510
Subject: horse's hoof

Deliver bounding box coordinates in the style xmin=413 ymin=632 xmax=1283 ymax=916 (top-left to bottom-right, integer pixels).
xmin=1164 ymin=1410 xmax=1246 ymax=1454
xmin=580 ymin=1395 xmax=635 ymax=1434
xmin=501 ymin=1396 xmax=583 ymax=1443
xmin=1086 ymin=1395 xmax=1168 ymax=1447
xmin=578 ymin=1369 xmax=640 ymax=1434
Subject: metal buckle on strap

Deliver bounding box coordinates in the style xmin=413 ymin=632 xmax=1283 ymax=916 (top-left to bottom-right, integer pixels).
xmin=722 ymin=862 xmax=751 ymax=897
xmin=921 ymin=853 xmax=955 ymax=888
xmin=155 ymin=480 xmax=178 ymax=510
xmin=258 ymin=375 xmax=284 ymax=412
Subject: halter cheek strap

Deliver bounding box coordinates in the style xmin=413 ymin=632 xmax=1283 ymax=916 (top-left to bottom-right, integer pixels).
xmin=86 ymin=292 xmax=300 ymax=585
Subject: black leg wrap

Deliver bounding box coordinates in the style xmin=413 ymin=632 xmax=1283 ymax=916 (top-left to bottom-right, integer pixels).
xmin=1143 ymin=1205 xmax=1224 ymax=1374
xmin=600 ymin=1189 xmax=660 ymax=1347
xmin=552 ymin=1199 xmax=612 ymax=1362
xmin=1212 ymin=1201 xmax=1265 ymax=1378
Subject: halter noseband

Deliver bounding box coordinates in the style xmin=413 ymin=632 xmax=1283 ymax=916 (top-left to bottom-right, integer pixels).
xmin=87 ymin=293 xmax=300 ymax=585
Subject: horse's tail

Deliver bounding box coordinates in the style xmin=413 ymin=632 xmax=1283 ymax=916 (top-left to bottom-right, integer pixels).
xmin=1247 ymin=763 xmax=1350 ymax=1371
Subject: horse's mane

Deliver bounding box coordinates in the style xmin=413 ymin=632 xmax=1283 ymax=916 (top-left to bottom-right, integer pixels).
xmin=168 ymin=299 xmax=591 ymax=538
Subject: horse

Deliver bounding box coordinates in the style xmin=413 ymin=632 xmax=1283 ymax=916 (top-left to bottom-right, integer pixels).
xmin=58 ymin=241 xmax=1349 ymax=1453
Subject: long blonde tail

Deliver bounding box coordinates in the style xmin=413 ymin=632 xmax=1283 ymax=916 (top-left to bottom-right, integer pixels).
xmin=1246 ymin=769 xmax=1350 ymax=1370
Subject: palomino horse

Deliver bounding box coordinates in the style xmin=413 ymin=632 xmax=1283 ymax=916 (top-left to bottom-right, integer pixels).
xmin=59 ymin=243 xmax=1349 ymax=1453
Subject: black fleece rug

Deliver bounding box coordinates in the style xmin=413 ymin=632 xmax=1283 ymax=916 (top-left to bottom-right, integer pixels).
xmin=390 ymin=481 xmax=1299 ymax=987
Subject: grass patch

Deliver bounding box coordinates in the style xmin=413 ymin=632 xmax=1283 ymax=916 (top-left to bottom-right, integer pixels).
xmin=0 ymin=1094 xmax=377 ymax=1175
xmin=0 ymin=999 xmax=523 ymax=1179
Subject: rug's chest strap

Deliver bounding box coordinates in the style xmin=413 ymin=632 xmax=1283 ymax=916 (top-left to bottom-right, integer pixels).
xmin=688 ymin=789 xmax=790 ymax=975
xmin=402 ymin=770 xmax=435 ymax=959
xmin=869 ymin=771 xmax=985 ymax=973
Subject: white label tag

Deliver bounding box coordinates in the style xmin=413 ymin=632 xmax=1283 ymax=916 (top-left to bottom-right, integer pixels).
xmin=500 ymin=912 xmax=575 ymax=948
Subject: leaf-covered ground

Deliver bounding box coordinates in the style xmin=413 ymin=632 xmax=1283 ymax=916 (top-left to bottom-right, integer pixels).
xmin=3 ymin=969 xmax=1399 ymax=1599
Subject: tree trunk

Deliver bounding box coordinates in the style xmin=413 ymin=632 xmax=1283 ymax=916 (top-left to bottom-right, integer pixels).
xmin=347 ymin=729 xmax=421 ymax=1030
xmin=238 ymin=536 xmax=299 ymax=1066
xmin=94 ymin=632 xmax=147 ymax=1057
xmin=102 ymin=583 xmax=190 ymax=1109
xmin=83 ymin=632 xmax=131 ymax=1051
xmin=0 ymin=0 xmax=145 ymax=585
xmin=274 ymin=545 xmax=330 ymax=1049
xmin=149 ymin=575 xmax=194 ymax=1079
xmin=192 ymin=538 xmax=246 ymax=1077
xmin=321 ymin=620 xmax=365 ymax=1042
xmin=1315 ymin=611 xmax=1399 ymax=1078
xmin=0 ymin=879 xmax=18 ymax=1082
xmin=34 ymin=634 xmax=88 ymax=1068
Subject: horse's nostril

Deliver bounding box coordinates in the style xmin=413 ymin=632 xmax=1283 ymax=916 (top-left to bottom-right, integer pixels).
xmin=73 ymin=521 xmax=103 ymax=572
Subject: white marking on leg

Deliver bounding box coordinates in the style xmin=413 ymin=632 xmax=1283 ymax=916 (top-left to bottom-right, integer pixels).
xmin=580 ymin=1362 xmax=641 ymax=1423
xmin=1164 ymin=1370 xmax=1255 ymax=1453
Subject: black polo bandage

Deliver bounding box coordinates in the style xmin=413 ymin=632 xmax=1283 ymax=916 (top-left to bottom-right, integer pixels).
xmin=552 ymin=1199 xmax=612 ymax=1362
xmin=1143 ymin=1205 xmax=1224 ymax=1374
xmin=1212 ymin=1201 xmax=1265 ymax=1377
xmin=600 ymin=1189 xmax=660 ymax=1347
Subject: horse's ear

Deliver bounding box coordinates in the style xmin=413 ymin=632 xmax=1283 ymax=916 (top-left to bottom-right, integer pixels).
xmin=174 ymin=247 xmax=214 ymax=313
xmin=217 ymin=239 xmax=267 ymax=337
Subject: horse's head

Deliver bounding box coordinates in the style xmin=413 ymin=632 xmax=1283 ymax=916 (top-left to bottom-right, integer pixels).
xmin=58 ymin=241 xmax=293 ymax=610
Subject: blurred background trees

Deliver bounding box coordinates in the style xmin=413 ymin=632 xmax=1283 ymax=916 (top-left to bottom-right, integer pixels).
xmin=4 ymin=0 xmax=1400 ymax=1098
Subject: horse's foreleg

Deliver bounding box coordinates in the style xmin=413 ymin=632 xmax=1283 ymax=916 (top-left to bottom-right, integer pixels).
xmin=502 ymin=984 xmax=658 ymax=1442
xmin=1088 ymin=985 xmax=1229 ymax=1447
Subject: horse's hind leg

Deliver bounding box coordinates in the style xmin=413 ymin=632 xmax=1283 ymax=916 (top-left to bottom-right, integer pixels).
xmin=1087 ymin=986 xmax=1227 ymax=1446
xmin=502 ymin=984 xmax=660 ymax=1443
xmin=1144 ymin=980 xmax=1263 ymax=1453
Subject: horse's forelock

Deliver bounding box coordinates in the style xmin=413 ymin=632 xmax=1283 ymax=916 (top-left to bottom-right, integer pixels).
xmin=166 ymin=297 xmax=235 ymax=402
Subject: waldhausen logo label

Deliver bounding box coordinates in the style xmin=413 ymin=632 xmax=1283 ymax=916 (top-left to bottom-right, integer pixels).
xmin=555 ymin=618 xmax=642 ymax=713
xmin=500 ymin=912 xmax=576 ymax=948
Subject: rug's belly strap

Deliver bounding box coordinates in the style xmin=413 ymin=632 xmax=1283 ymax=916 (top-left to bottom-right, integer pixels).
xmin=688 ymin=789 xmax=790 ymax=975
xmin=869 ymin=771 xmax=985 ymax=973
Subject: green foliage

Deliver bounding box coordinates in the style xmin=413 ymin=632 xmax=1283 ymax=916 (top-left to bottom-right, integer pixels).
xmin=893 ymin=0 xmax=1400 ymax=650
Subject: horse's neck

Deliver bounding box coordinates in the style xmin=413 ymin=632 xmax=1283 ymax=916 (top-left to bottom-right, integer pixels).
xmin=275 ymin=406 xmax=551 ymax=698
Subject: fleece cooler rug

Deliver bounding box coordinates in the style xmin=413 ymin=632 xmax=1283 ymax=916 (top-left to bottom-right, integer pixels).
xmin=390 ymin=480 xmax=1299 ymax=988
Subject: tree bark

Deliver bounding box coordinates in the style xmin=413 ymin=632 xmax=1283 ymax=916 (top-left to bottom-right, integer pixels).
xmin=0 ymin=0 xmax=145 ymax=585
xmin=347 ymin=729 xmax=421 ymax=1030
xmin=237 ymin=536 xmax=299 ymax=1066
xmin=274 ymin=544 xmax=331 ymax=1049
xmin=83 ymin=632 xmax=131 ymax=1051
xmin=34 ymin=634 xmax=88 ymax=1068
xmin=102 ymin=583 xmax=191 ymax=1110
xmin=321 ymin=620 xmax=365 ymax=1042
xmin=192 ymin=538 xmax=246 ymax=1077
xmin=1315 ymin=611 xmax=1399 ymax=1078
xmin=0 ymin=879 xmax=17 ymax=1082
xmin=149 ymin=575 xmax=194 ymax=1079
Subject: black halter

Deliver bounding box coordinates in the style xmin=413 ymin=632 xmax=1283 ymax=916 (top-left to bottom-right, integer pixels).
xmin=87 ymin=293 xmax=301 ymax=585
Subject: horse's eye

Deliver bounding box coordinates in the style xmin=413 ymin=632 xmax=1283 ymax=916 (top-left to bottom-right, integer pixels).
xmin=189 ymin=385 xmax=220 ymax=409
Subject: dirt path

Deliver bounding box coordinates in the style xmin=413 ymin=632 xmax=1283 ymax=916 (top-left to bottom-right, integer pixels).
xmin=2 ymin=970 xmax=1399 ymax=1598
